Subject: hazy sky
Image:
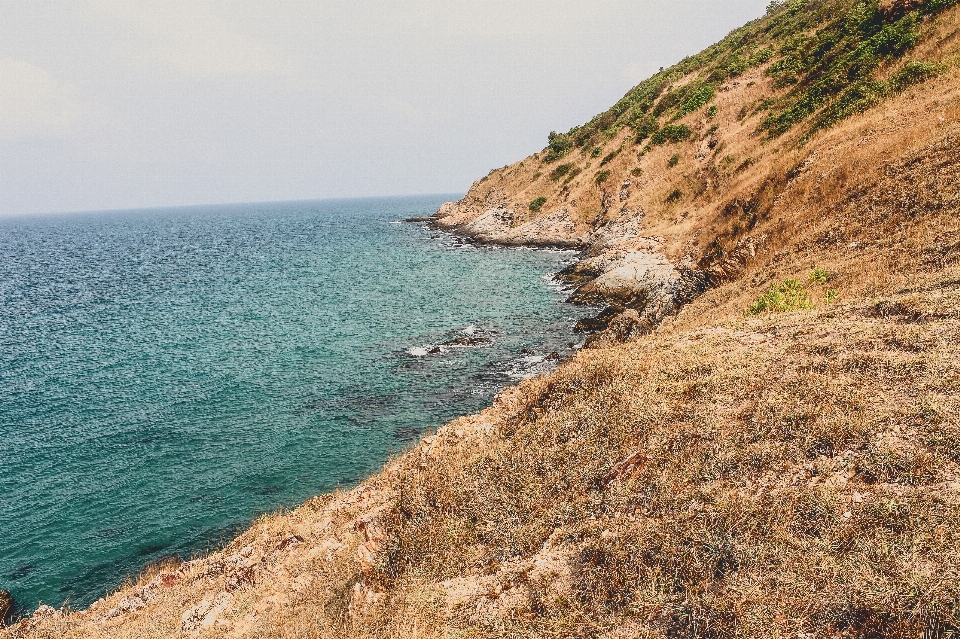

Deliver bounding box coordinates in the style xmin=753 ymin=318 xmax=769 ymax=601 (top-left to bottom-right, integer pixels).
xmin=0 ymin=1 xmax=769 ymax=216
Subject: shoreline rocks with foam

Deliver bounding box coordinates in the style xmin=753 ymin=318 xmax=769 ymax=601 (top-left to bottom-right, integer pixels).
xmin=430 ymin=197 xmax=706 ymax=338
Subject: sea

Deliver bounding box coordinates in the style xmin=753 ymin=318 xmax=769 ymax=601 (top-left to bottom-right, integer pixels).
xmin=0 ymin=195 xmax=593 ymax=611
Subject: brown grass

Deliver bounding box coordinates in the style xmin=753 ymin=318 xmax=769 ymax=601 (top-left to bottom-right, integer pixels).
xmin=10 ymin=149 xmax=960 ymax=636
xmin=7 ymin=5 xmax=960 ymax=639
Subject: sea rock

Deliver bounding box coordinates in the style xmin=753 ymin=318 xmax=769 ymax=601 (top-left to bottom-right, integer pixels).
xmin=462 ymin=207 xmax=515 ymax=240
xmin=356 ymin=518 xmax=389 ymax=576
xmin=512 ymin=207 xmax=581 ymax=246
xmin=584 ymin=214 xmax=649 ymax=255
xmin=222 ymin=546 xmax=263 ymax=591
xmin=569 ymin=250 xmax=681 ymax=307
xmin=440 ymin=336 xmax=491 ymax=347
xmin=434 ymin=199 xmax=585 ymax=247
xmin=0 ymin=590 xmax=14 ymax=625
xmin=574 ymin=306 xmax=625 ymax=333
xmin=433 ymin=196 xmax=706 ymax=337
xmin=567 ymin=243 xmax=711 ymax=340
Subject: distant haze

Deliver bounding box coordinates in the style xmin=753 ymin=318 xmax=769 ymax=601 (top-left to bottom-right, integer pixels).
xmin=0 ymin=1 xmax=768 ymax=216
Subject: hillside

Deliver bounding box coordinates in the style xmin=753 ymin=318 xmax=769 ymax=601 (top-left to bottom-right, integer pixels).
xmin=5 ymin=0 xmax=960 ymax=637
xmin=434 ymin=0 xmax=960 ymax=338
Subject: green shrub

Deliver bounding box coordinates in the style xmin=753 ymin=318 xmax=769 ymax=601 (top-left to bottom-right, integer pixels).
xmin=529 ymin=197 xmax=547 ymax=212
xmin=591 ymin=146 xmax=603 ymax=158
xmin=925 ymin=0 xmax=960 ymax=12
xmin=727 ymin=56 xmax=749 ymax=77
xmin=544 ymin=131 xmax=572 ymax=162
xmin=707 ymin=104 xmax=719 ymax=119
xmin=666 ymin=188 xmax=683 ymax=203
xmin=810 ymin=268 xmax=831 ymax=284
xmin=652 ymin=86 xmax=685 ymax=118
xmin=887 ymin=61 xmax=940 ymax=93
xmin=748 ymin=279 xmax=813 ymax=314
xmin=630 ymin=167 xmax=644 ymax=177
xmin=594 ymin=170 xmax=611 ymax=185
xmin=668 ymin=154 xmax=681 ymax=167
xmin=634 ymin=115 xmax=660 ymax=143
xmin=557 ymin=0 xmax=955 ymax=155
xmin=549 ymin=163 xmax=574 ymax=181
xmin=808 ymin=80 xmax=886 ymax=135
xmin=562 ymin=167 xmax=582 ymax=185
xmin=826 ymin=289 xmax=840 ymax=304
xmin=600 ymin=149 xmax=620 ymax=166
xmin=650 ymin=124 xmax=693 ymax=145
xmin=748 ymin=46 xmax=774 ymax=66
xmin=760 ymin=6 xmax=930 ymax=138
xmin=675 ymin=83 xmax=717 ymax=119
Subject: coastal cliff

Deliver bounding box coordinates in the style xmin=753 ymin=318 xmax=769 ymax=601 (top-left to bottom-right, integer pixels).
xmin=432 ymin=0 xmax=960 ymax=340
xmin=6 ymin=0 xmax=960 ymax=637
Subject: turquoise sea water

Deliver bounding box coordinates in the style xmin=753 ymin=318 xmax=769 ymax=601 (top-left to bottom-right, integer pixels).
xmin=0 ymin=196 xmax=590 ymax=611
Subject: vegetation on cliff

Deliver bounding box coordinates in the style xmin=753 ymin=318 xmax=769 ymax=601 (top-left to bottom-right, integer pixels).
xmin=547 ymin=0 xmax=955 ymax=157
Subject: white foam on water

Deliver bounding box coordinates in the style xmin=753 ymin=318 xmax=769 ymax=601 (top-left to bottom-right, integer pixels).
xmin=504 ymin=354 xmax=550 ymax=380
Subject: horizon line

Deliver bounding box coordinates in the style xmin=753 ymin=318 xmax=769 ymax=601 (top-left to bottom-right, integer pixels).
xmin=0 ymin=192 xmax=466 ymax=220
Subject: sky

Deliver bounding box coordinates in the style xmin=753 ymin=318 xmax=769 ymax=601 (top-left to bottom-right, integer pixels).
xmin=0 ymin=1 xmax=770 ymax=216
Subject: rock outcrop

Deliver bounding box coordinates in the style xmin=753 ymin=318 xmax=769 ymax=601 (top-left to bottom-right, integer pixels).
xmin=433 ymin=201 xmax=585 ymax=248
xmin=0 ymin=590 xmax=14 ymax=626
xmin=433 ymin=198 xmax=702 ymax=339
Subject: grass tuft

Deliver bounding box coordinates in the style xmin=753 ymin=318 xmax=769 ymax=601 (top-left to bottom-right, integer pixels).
xmin=651 ymin=124 xmax=693 ymax=146
xmin=749 ymin=278 xmax=814 ymax=314
xmin=810 ymin=267 xmax=831 ymax=284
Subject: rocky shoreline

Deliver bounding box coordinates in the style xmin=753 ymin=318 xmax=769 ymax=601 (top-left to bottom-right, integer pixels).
xmin=426 ymin=198 xmax=708 ymax=341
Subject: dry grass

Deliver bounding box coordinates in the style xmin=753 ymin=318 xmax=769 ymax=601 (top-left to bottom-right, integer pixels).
xmin=7 ymin=4 xmax=960 ymax=639
xmin=10 ymin=184 xmax=960 ymax=637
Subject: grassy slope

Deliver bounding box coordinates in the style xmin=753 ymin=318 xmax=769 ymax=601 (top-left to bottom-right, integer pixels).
xmin=8 ymin=1 xmax=960 ymax=638
xmin=440 ymin=0 xmax=959 ymax=270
